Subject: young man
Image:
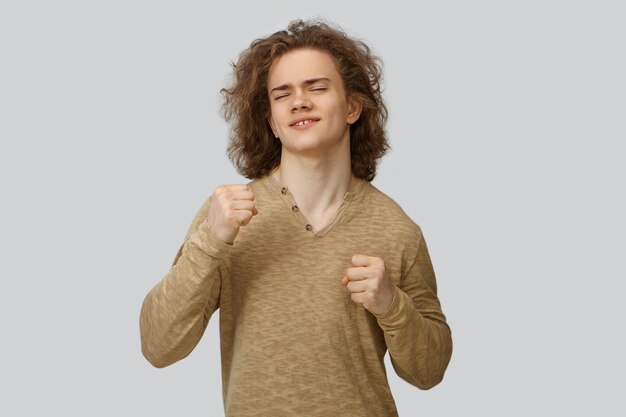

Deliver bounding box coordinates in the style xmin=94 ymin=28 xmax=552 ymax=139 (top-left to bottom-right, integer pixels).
xmin=140 ymin=19 xmax=452 ymax=416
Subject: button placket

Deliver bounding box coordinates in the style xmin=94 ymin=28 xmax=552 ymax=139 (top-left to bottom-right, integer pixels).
xmin=268 ymin=173 xmax=368 ymax=238
xmin=273 ymin=178 xmax=316 ymax=235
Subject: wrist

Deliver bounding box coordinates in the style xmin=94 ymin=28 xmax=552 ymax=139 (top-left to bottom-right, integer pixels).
xmin=371 ymin=286 xmax=397 ymax=316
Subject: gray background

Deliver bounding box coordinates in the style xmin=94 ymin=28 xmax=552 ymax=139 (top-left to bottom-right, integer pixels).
xmin=1 ymin=0 xmax=624 ymax=415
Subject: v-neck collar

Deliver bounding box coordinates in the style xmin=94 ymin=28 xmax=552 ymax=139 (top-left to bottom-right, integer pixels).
xmin=262 ymin=171 xmax=370 ymax=237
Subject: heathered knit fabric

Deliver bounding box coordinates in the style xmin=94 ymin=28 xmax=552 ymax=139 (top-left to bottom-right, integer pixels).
xmin=140 ymin=174 xmax=452 ymax=417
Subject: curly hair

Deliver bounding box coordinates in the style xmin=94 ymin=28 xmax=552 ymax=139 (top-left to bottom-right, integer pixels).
xmin=220 ymin=19 xmax=389 ymax=181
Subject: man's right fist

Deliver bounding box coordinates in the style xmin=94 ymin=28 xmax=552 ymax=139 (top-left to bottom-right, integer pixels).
xmin=205 ymin=184 xmax=258 ymax=244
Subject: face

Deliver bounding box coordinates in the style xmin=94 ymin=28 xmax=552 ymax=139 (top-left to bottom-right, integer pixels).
xmin=266 ymin=48 xmax=362 ymax=156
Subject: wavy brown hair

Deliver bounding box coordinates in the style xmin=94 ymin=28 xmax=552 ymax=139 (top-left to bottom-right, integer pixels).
xmin=221 ymin=19 xmax=389 ymax=181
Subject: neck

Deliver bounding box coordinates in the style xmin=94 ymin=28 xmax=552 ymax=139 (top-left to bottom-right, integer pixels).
xmin=273 ymin=143 xmax=357 ymax=215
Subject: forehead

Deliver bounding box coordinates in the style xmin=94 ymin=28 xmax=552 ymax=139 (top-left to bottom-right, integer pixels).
xmin=267 ymin=48 xmax=342 ymax=88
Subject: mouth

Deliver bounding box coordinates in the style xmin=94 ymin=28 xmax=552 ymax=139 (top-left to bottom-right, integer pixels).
xmin=289 ymin=118 xmax=320 ymax=128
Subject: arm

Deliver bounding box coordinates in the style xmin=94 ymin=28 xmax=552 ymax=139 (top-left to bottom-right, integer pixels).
xmin=373 ymin=230 xmax=453 ymax=390
xmin=139 ymin=196 xmax=233 ymax=368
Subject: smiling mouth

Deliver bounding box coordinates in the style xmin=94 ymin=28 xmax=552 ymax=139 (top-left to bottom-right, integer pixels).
xmin=290 ymin=119 xmax=320 ymax=127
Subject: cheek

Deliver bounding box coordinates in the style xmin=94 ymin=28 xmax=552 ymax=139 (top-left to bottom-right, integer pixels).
xmin=268 ymin=108 xmax=280 ymax=128
xmin=328 ymin=106 xmax=350 ymax=126
xmin=268 ymin=115 xmax=280 ymax=137
xmin=324 ymin=96 xmax=350 ymax=119
xmin=269 ymin=104 xmax=286 ymax=126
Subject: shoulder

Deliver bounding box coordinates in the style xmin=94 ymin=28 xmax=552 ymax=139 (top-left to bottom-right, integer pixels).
xmin=361 ymin=182 xmax=425 ymax=239
xmin=357 ymin=183 xmax=430 ymax=274
xmin=246 ymin=175 xmax=276 ymax=200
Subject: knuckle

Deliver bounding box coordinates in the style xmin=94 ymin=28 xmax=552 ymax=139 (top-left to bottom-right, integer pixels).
xmin=216 ymin=192 xmax=229 ymax=204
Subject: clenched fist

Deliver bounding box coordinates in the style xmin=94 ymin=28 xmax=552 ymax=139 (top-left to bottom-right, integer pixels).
xmin=342 ymin=255 xmax=396 ymax=315
xmin=205 ymin=184 xmax=258 ymax=244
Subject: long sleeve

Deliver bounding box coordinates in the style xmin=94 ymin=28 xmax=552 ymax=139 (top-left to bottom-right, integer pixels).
xmin=139 ymin=196 xmax=232 ymax=368
xmin=373 ymin=230 xmax=453 ymax=389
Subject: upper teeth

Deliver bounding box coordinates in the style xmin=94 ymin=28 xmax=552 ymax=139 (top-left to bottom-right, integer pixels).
xmin=295 ymin=120 xmax=312 ymax=126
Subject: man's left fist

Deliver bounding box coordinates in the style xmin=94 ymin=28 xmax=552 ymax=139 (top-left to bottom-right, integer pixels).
xmin=341 ymin=254 xmax=396 ymax=315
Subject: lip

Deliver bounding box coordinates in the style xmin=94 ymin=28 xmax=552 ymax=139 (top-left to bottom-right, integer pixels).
xmin=289 ymin=117 xmax=321 ymax=129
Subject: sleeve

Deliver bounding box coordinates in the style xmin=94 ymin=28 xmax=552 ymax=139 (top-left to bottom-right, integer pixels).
xmin=373 ymin=228 xmax=453 ymax=389
xmin=139 ymin=195 xmax=233 ymax=368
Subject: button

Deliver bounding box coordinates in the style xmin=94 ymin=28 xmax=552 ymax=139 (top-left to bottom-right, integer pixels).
xmin=305 ymin=224 xmax=313 ymax=231
xmin=292 ymin=205 xmax=299 ymax=212
xmin=281 ymin=187 xmax=288 ymax=195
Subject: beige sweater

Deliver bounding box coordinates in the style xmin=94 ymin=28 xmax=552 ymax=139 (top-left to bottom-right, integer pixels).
xmin=140 ymin=174 xmax=452 ymax=417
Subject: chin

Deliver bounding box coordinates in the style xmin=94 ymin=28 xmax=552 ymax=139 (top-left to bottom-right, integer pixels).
xmin=282 ymin=136 xmax=344 ymax=155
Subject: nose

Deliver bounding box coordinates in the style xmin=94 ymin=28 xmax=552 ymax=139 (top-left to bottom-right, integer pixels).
xmin=290 ymin=90 xmax=311 ymax=112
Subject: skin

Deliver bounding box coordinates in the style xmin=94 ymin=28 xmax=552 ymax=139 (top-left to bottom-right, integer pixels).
xmin=206 ymin=47 xmax=395 ymax=315
xmin=266 ymin=48 xmax=360 ymax=229
xmin=204 ymin=184 xmax=257 ymax=245
xmin=342 ymin=255 xmax=396 ymax=316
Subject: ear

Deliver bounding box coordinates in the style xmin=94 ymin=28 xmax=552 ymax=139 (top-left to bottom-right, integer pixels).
xmin=346 ymin=94 xmax=363 ymax=125
xmin=267 ymin=115 xmax=278 ymax=138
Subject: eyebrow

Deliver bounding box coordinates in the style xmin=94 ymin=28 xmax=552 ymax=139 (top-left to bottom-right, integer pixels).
xmin=270 ymin=77 xmax=330 ymax=94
